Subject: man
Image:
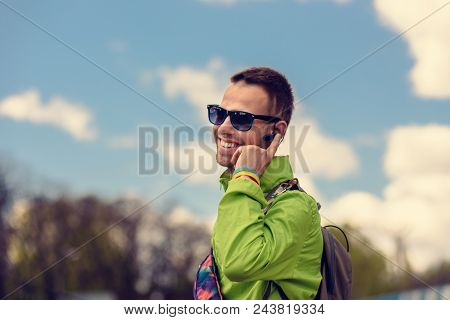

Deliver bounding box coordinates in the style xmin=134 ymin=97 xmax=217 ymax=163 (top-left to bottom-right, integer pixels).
xmin=208 ymin=66 xmax=323 ymax=299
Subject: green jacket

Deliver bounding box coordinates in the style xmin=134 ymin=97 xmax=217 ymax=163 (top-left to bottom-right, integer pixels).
xmin=211 ymin=155 xmax=323 ymax=300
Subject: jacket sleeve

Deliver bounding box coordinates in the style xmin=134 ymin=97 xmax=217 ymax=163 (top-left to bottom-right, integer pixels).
xmin=212 ymin=177 xmax=316 ymax=282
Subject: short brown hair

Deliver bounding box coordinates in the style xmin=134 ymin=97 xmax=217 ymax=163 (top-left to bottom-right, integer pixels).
xmin=230 ymin=66 xmax=295 ymax=126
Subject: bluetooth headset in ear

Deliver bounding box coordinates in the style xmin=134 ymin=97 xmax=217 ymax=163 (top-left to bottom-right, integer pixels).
xmin=263 ymin=131 xmax=276 ymax=142
xmin=263 ymin=123 xmax=284 ymax=143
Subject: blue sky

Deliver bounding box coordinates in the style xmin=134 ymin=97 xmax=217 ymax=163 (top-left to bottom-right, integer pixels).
xmin=1 ymin=0 xmax=450 ymax=269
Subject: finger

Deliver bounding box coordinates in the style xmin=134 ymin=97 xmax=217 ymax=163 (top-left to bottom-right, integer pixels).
xmin=266 ymin=133 xmax=282 ymax=159
xmin=230 ymin=146 xmax=243 ymax=166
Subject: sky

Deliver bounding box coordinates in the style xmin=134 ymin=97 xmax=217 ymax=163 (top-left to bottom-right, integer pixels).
xmin=1 ymin=0 xmax=450 ymax=272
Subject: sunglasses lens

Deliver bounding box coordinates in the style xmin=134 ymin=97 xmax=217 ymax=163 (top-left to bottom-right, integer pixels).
xmin=208 ymin=106 xmax=226 ymax=125
xmin=231 ymin=111 xmax=253 ymax=131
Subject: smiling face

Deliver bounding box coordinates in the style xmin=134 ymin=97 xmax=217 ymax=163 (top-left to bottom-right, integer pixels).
xmin=212 ymin=80 xmax=287 ymax=169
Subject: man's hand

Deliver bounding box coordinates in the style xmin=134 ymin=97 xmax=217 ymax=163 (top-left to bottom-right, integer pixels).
xmin=230 ymin=133 xmax=282 ymax=177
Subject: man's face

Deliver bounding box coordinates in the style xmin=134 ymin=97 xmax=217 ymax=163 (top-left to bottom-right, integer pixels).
xmin=212 ymin=81 xmax=281 ymax=169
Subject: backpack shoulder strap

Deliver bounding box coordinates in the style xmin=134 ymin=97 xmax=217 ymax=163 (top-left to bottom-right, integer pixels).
xmin=265 ymin=178 xmax=300 ymax=202
xmin=264 ymin=178 xmax=321 ymax=214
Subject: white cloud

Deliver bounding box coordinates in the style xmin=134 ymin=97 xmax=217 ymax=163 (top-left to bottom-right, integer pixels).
xmin=0 ymin=89 xmax=96 ymax=141
xmin=157 ymin=57 xmax=228 ymax=117
xmin=167 ymin=206 xmax=215 ymax=232
xmin=384 ymin=124 xmax=450 ymax=179
xmin=277 ymin=107 xmax=360 ymax=181
xmin=374 ymin=0 xmax=450 ymax=99
xmin=325 ymin=124 xmax=450 ymax=272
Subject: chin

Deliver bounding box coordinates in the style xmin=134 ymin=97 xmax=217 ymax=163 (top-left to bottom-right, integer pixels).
xmin=216 ymin=153 xmax=232 ymax=168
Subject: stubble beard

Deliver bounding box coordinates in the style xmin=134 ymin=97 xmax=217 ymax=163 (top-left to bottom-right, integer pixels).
xmin=216 ymin=144 xmax=234 ymax=170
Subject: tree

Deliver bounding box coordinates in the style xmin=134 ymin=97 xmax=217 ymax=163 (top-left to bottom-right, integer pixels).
xmin=6 ymin=195 xmax=142 ymax=299
xmin=0 ymin=169 xmax=12 ymax=298
xmin=331 ymin=224 xmax=394 ymax=299
xmin=5 ymin=193 xmax=211 ymax=300
xmin=135 ymin=206 xmax=211 ymax=299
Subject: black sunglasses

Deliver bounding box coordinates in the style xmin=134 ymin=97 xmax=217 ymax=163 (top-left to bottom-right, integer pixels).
xmin=207 ymin=104 xmax=280 ymax=131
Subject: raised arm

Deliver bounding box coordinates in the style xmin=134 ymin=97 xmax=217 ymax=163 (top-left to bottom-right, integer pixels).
xmin=212 ymin=177 xmax=316 ymax=282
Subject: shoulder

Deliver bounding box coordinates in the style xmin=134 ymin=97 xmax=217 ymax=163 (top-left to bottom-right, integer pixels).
xmin=266 ymin=189 xmax=320 ymax=230
xmin=270 ymin=188 xmax=319 ymax=214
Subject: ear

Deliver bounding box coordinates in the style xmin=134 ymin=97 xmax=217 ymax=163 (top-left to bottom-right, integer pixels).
xmin=274 ymin=120 xmax=288 ymax=140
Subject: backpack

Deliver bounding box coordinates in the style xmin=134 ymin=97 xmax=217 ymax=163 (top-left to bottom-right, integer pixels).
xmin=193 ymin=177 xmax=352 ymax=300
xmin=315 ymin=225 xmax=352 ymax=299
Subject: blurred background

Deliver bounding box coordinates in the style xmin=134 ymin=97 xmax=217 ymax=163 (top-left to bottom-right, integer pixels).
xmin=1 ymin=0 xmax=449 ymax=299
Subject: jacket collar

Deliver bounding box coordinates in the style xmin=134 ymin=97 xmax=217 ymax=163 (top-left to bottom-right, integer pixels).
xmin=219 ymin=155 xmax=294 ymax=194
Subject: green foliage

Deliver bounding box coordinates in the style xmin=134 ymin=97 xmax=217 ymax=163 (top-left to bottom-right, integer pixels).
xmin=5 ymin=196 xmax=141 ymax=299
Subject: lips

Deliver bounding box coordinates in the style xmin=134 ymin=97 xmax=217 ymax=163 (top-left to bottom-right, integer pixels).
xmin=218 ymin=138 xmax=241 ymax=153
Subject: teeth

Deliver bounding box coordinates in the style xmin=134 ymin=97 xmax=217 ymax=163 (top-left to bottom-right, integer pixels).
xmin=220 ymin=139 xmax=238 ymax=148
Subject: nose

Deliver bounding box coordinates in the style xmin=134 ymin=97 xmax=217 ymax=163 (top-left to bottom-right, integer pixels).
xmin=217 ymin=113 xmax=236 ymax=137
